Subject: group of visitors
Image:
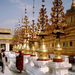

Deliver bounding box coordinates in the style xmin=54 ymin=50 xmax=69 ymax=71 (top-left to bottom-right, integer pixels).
xmin=0 ymin=49 xmax=23 ymax=73
xmin=0 ymin=49 xmax=6 ymax=73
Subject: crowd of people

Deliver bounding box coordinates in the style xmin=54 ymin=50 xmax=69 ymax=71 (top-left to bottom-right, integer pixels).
xmin=0 ymin=49 xmax=6 ymax=73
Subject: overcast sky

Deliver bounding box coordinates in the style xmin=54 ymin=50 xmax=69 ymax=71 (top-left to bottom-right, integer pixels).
xmin=0 ymin=0 xmax=72 ymax=31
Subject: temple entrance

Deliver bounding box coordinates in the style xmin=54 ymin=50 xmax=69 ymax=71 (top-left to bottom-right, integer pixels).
xmin=0 ymin=44 xmax=6 ymax=51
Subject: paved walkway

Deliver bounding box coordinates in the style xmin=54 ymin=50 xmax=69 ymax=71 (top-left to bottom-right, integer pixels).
xmin=0 ymin=66 xmax=13 ymax=75
xmin=69 ymin=68 xmax=75 ymax=75
xmin=0 ymin=65 xmax=26 ymax=75
xmin=0 ymin=62 xmax=26 ymax=75
xmin=0 ymin=63 xmax=75 ymax=75
xmin=9 ymin=66 xmax=26 ymax=75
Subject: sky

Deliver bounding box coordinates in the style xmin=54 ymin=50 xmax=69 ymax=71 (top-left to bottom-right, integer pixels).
xmin=0 ymin=0 xmax=72 ymax=31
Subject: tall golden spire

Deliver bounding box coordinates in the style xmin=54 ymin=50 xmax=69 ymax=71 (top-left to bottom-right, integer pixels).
xmin=30 ymin=0 xmax=37 ymax=56
xmin=36 ymin=0 xmax=50 ymax=61
xmin=71 ymin=0 xmax=75 ymax=8
xmin=22 ymin=5 xmax=30 ymax=55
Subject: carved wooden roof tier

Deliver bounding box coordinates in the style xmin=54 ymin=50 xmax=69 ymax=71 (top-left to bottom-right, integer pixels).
xmin=0 ymin=28 xmax=11 ymax=34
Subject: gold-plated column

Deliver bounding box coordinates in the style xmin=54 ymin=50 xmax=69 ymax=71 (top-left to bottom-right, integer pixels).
xmin=16 ymin=44 xmax=19 ymax=52
xmin=18 ymin=44 xmax=22 ymax=51
xmin=53 ymin=38 xmax=63 ymax=62
xmin=37 ymin=39 xmax=50 ymax=61
xmin=34 ymin=42 xmax=39 ymax=52
xmin=13 ymin=45 xmax=17 ymax=52
xmin=12 ymin=45 xmax=15 ymax=52
xmin=24 ymin=40 xmax=30 ymax=55
xmin=31 ymin=43 xmax=36 ymax=56
xmin=22 ymin=43 xmax=26 ymax=53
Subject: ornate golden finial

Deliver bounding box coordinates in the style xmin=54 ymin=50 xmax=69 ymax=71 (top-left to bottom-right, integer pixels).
xmin=25 ymin=5 xmax=27 ymax=13
xmin=71 ymin=0 xmax=75 ymax=8
xmin=32 ymin=0 xmax=35 ymax=20
xmin=18 ymin=18 xmax=20 ymax=26
xmin=42 ymin=0 xmax=45 ymax=2
xmin=21 ymin=14 xmax=23 ymax=23
xmin=24 ymin=5 xmax=28 ymax=20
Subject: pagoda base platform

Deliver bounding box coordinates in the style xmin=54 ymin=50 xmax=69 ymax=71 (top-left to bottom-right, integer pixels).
xmin=8 ymin=52 xmax=16 ymax=68
xmin=25 ymin=60 xmax=51 ymax=75
xmin=23 ymin=55 xmax=30 ymax=71
xmin=47 ymin=62 xmax=72 ymax=75
xmin=24 ymin=56 xmax=38 ymax=74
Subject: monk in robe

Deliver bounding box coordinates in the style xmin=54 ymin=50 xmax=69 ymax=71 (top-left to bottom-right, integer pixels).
xmin=16 ymin=50 xmax=23 ymax=72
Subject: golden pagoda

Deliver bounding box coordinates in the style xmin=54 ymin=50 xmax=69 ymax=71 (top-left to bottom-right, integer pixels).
xmin=45 ymin=0 xmax=75 ymax=58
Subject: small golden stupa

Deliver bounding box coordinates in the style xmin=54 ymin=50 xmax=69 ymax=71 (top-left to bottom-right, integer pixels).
xmin=36 ymin=0 xmax=50 ymax=61
xmin=50 ymin=0 xmax=67 ymax=62
xmin=22 ymin=5 xmax=30 ymax=55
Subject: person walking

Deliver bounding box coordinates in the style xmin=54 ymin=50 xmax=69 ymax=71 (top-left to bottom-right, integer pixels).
xmin=0 ymin=52 xmax=3 ymax=73
xmin=1 ymin=49 xmax=6 ymax=73
xmin=16 ymin=50 xmax=23 ymax=73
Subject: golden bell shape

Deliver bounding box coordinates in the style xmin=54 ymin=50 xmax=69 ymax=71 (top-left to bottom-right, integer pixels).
xmin=14 ymin=45 xmax=16 ymax=52
xmin=18 ymin=44 xmax=22 ymax=51
xmin=22 ymin=43 xmax=26 ymax=53
xmin=16 ymin=44 xmax=19 ymax=52
xmin=37 ymin=39 xmax=50 ymax=61
xmin=16 ymin=45 xmax=18 ymax=52
xmin=31 ymin=43 xmax=36 ymax=56
xmin=12 ymin=45 xmax=15 ymax=52
xmin=34 ymin=42 xmax=39 ymax=52
xmin=24 ymin=40 xmax=30 ymax=55
xmin=53 ymin=38 xmax=63 ymax=62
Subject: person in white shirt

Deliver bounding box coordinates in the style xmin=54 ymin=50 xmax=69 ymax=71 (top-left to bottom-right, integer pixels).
xmin=1 ymin=49 xmax=6 ymax=73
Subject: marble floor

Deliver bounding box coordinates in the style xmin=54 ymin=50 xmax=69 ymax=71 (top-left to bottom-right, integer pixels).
xmin=0 ymin=62 xmax=26 ymax=75
xmin=0 ymin=63 xmax=75 ymax=75
xmin=68 ymin=68 xmax=75 ymax=75
xmin=0 ymin=66 xmax=13 ymax=75
xmin=0 ymin=65 xmax=26 ymax=75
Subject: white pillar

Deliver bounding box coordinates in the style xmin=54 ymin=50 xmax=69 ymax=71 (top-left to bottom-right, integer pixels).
xmin=6 ymin=43 xmax=10 ymax=51
xmin=26 ymin=60 xmax=50 ymax=75
xmin=61 ymin=55 xmax=69 ymax=62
